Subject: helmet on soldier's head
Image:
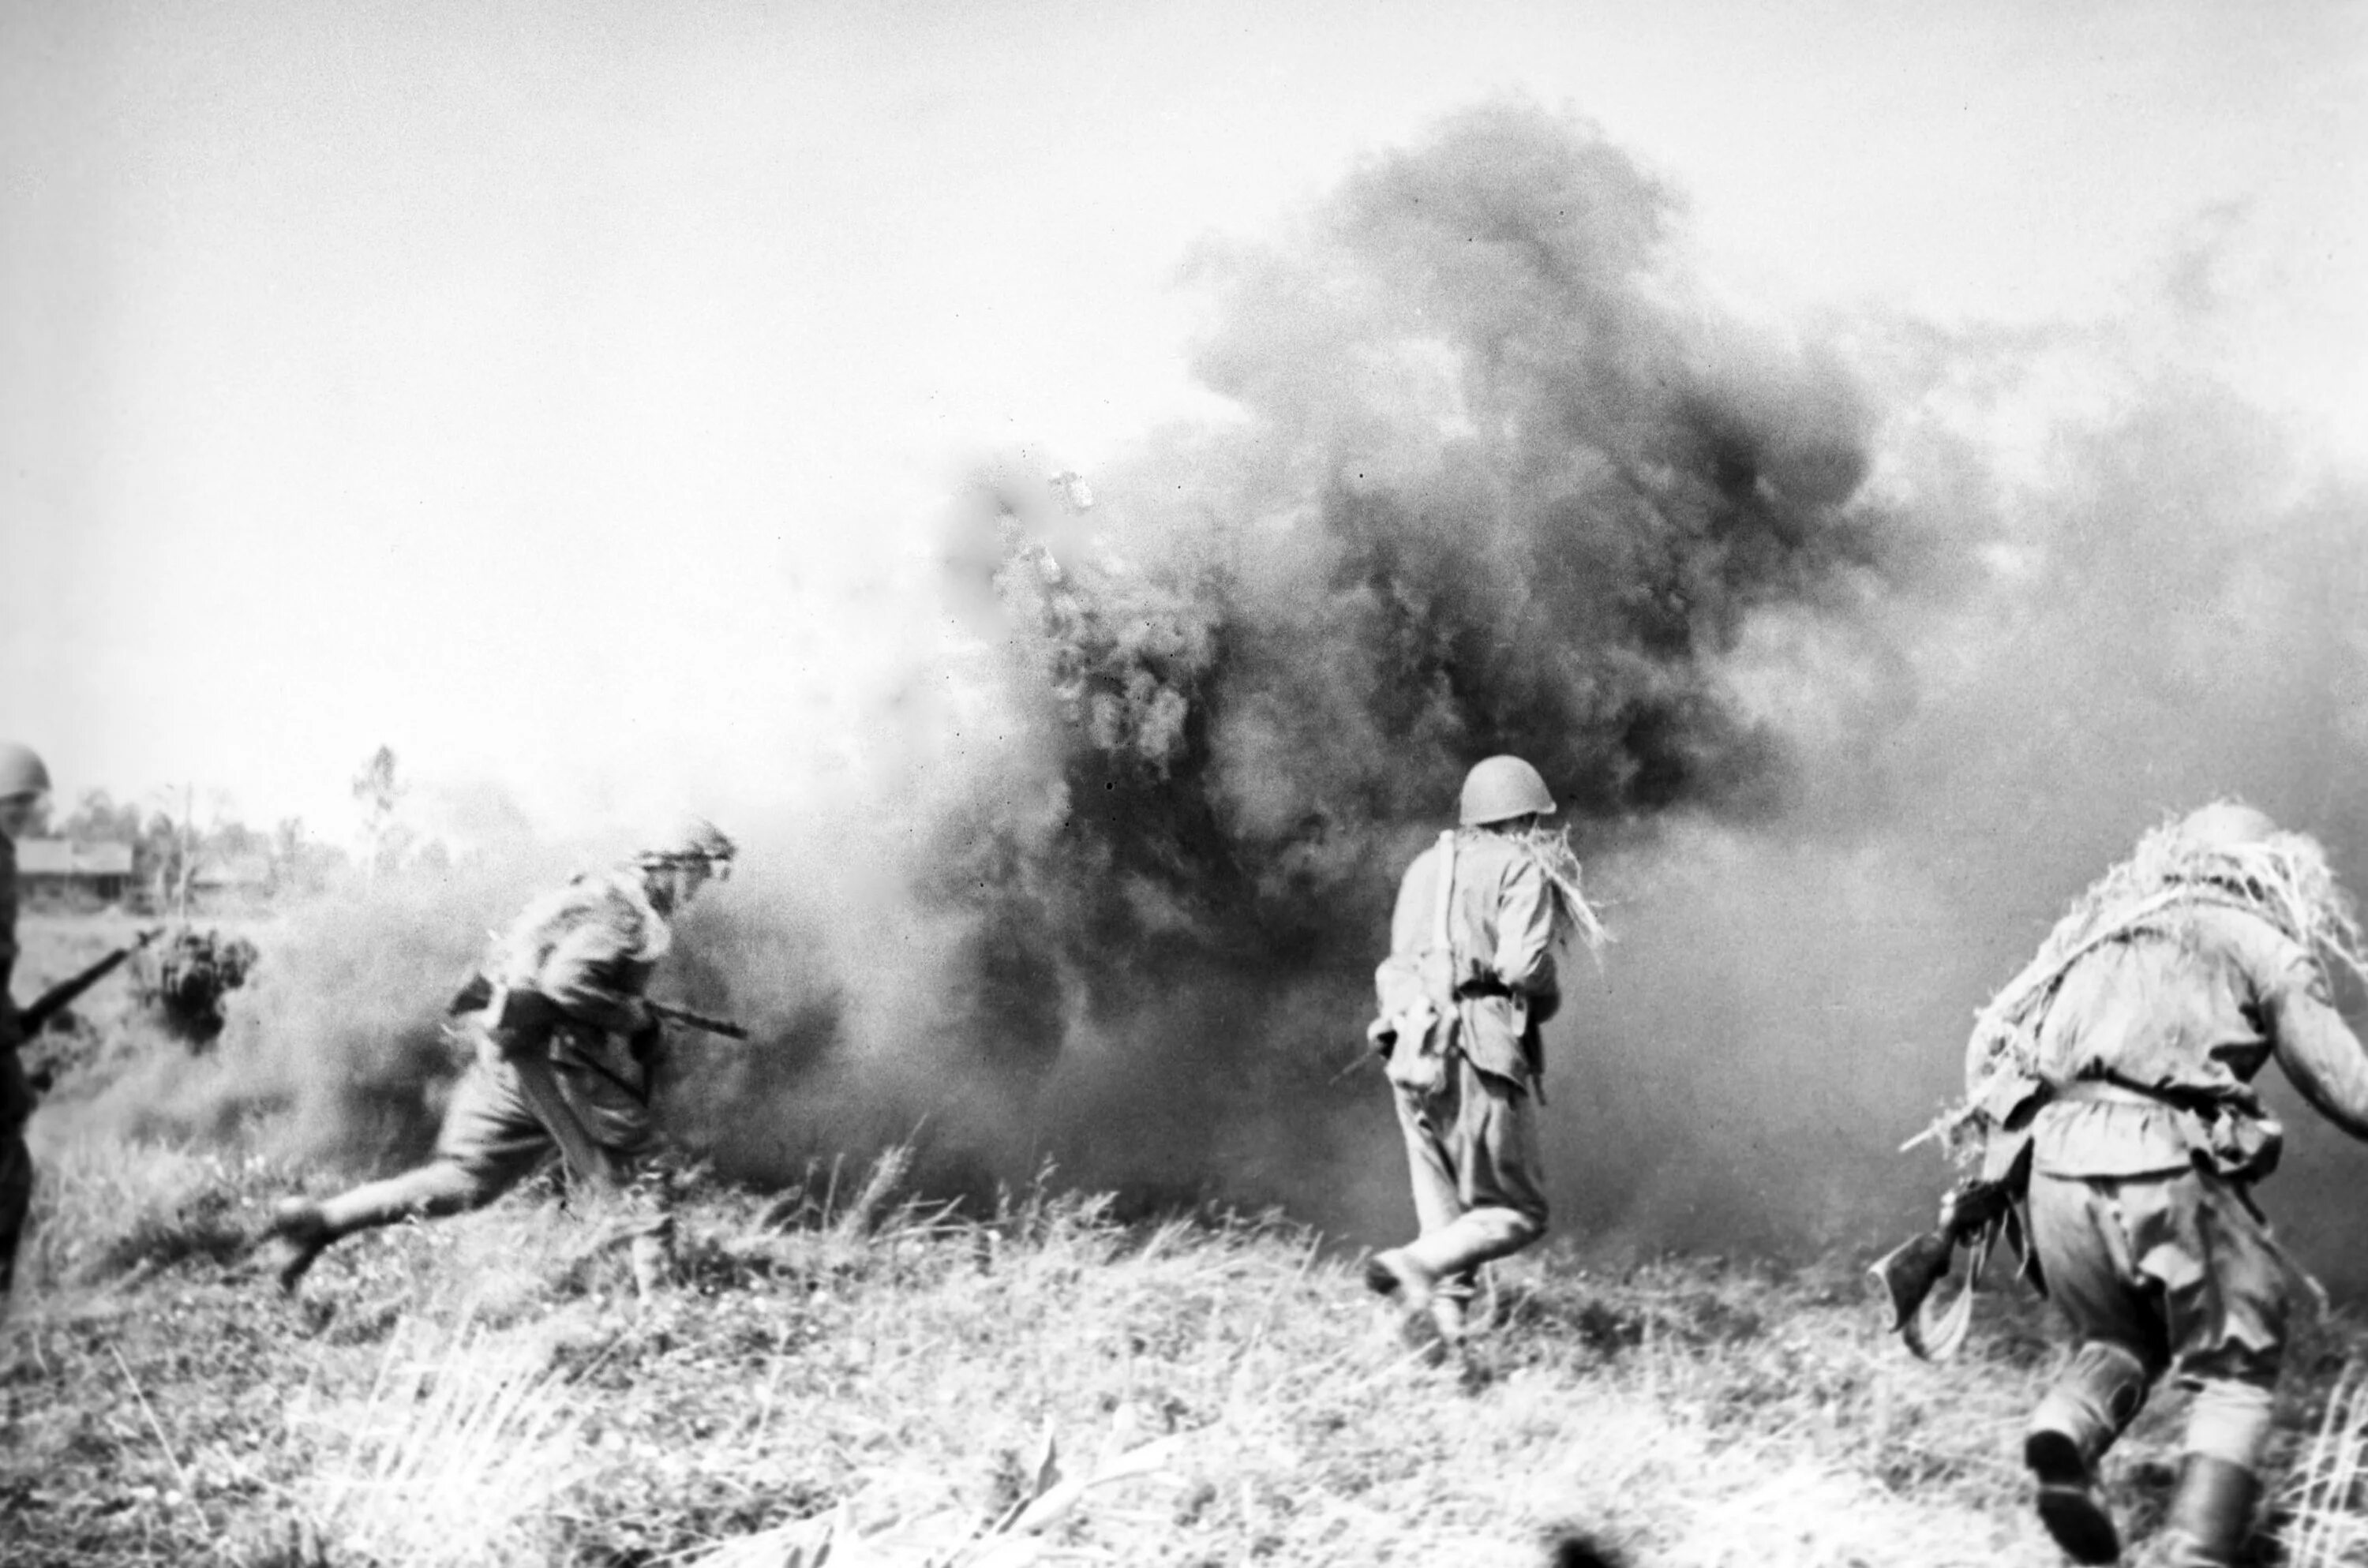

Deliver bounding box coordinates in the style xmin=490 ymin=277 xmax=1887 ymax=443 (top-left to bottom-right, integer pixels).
xmin=1459 ymin=755 xmax=1556 ymax=827
xmin=0 ymin=741 xmax=51 ymax=802
xmin=2175 ymin=801 xmax=2277 ymax=855
xmin=637 ymin=814 xmax=736 ymax=870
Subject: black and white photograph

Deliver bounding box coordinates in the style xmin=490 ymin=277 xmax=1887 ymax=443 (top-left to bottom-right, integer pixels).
xmin=3 ymin=3 xmax=2365 ymax=1564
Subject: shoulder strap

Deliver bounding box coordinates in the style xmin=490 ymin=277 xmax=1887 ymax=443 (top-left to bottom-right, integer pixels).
xmin=1430 ymin=829 xmax=1457 ymax=951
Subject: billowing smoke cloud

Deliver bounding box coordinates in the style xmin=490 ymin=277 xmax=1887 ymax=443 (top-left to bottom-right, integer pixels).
xmin=875 ymin=99 xmax=1964 ymax=1225
xmin=110 ymin=100 xmax=2368 ymax=1294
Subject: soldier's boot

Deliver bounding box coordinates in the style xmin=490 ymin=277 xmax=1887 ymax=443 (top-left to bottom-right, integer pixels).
xmin=1363 ymin=1247 xmax=1437 ymax=1312
xmin=2140 ymin=1457 xmax=2258 ymax=1568
xmin=1363 ymin=1247 xmax=1444 ymax=1350
xmin=2140 ymin=1375 xmax=2275 ymax=1568
xmin=2025 ymin=1428 xmax=2121 ymax=1565
xmin=2025 ymin=1342 xmax=2150 ymax=1566
xmin=256 ymin=1197 xmax=336 ymax=1293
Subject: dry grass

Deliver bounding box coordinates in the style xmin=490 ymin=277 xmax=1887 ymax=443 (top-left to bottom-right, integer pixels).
xmin=11 ymin=1128 xmax=2361 ymax=1568
xmin=2283 ymin=1360 xmax=2368 ymax=1568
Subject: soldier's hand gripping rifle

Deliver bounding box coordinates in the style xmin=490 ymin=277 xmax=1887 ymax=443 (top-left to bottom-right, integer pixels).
xmin=13 ymin=927 xmax=164 ymax=1040
xmin=444 ymin=972 xmax=747 ymax=1041
xmin=1868 ymin=1171 xmax=2018 ymax=1360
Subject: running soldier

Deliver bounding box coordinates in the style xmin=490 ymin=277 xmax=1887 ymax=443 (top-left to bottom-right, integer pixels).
xmin=1363 ymin=755 xmax=1606 ymax=1345
xmin=0 ymin=742 xmax=52 ymax=1300
xmin=259 ymin=817 xmax=736 ymax=1297
xmin=1940 ymin=803 xmax=2368 ymax=1567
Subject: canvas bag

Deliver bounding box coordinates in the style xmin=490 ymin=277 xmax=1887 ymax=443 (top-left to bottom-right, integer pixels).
xmin=1369 ymin=830 xmax=1460 ymax=1098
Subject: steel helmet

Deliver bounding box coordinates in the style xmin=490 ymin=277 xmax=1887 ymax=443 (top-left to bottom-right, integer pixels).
xmin=1459 ymin=755 xmax=1556 ymax=826
xmin=2175 ymin=801 xmax=2277 ymax=855
xmin=637 ymin=814 xmax=737 ymax=868
xmin=0 ymin=740 xmax=51 ymax=801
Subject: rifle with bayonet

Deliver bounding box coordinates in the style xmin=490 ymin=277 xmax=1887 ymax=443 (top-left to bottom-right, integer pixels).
xmin=12 ymin=927 xmax=164 ymax=1041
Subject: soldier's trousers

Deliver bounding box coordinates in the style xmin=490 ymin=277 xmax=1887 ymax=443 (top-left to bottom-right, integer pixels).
xmin=0 ymin=1125 xmax=29 ymax=1300
xmin=1392 ymin=1052 xmax=1549 ymax=1296
xmin=317 ymin=1050 xmax=661 ymax=1245
xmin=2025 ymin=1166 xmax=2287 ymax=1470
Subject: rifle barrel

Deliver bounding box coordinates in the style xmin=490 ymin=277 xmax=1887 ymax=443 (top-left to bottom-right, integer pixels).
xmin=647 ymin=1000 xmax=749 ymax=1040
xmin=17 ymin=930 xmax=161 ymax=1035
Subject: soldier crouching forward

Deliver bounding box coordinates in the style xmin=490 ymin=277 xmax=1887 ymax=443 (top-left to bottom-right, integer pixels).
xmin=259 ymin=817 xmax=737 ymax=1299
xmin=1363 ymin=756 xmax=1607 ymax=1347
xmin=1900 ymin=803 xmax=2368 ymax=1568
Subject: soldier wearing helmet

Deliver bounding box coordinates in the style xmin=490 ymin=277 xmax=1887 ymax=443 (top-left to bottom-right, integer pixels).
xmin=258 ymin=817 xmax=737 ymax=1297
xmin=0 ymin=740 xmax=53 ymax=1300
xmin=1363 ymin=755 xmax=1606 ymax=1347
xmin=1939 ymin=802 xmax=2368 ymax=1567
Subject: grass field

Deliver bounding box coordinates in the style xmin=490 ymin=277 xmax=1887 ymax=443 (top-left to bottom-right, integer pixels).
xmin=5 ymin=914 xmax=2364 ymax=1567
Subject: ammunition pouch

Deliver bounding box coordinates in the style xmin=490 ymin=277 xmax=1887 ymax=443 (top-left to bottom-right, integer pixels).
xmin=1372 ymin=948 xmax=1459 ymax=1098
xmin=2181 ymin=1105 xmax=2284 ymax=1184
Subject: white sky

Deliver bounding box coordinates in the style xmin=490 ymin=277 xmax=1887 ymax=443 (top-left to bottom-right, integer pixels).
xmin=3 ymin=0 xmax=2361 ymax=843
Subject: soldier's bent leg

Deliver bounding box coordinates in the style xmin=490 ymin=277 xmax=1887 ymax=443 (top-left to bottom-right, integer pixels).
xmin=2025 ymin=1171 xmax=2167 ymax=1565
xmin=264 ymin=1057 xmax=552 ymax=1289
xmin=1369 ymin=1079 xmax=1468 ymax=1312
xmin=313 ymin=1158 xmax=508 ymax=1234
xmin=2026 ymin=1341 xmax=2151 ymax=1565
xmin=2136 ymin=1173 xmax=2285 ymax=1568
xmin=1398 ymin=1057 xmax=1547 ymax=1290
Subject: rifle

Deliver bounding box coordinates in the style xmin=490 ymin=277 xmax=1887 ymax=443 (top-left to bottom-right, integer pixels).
xmin=646 ymin=1000 xmax=748 ymax=1040
xmin=1868 ymin=1173 xmax=2015 ymax=1360
xmin=444 ymin=971 xmax=747 ymax=1042
xmin=14 ymin=927 xmax=163 ymax=1038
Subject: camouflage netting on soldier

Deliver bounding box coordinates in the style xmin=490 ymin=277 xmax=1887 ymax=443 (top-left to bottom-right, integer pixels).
xmin=1928 ymin=808 xmax=2368 ymax=1166
xmin=135 ymin=927 xmax=260 ymax=1047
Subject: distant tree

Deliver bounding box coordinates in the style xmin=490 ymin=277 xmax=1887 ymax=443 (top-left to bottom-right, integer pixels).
xmin=352 ymin=745 xmax=410 ymax=887
xmin=58 ymin=789 xmax=143 ymax=844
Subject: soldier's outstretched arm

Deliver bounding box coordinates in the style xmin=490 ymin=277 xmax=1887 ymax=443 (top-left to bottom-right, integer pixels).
xmin=2264 ymin=947 xmax=2368 ymax=1142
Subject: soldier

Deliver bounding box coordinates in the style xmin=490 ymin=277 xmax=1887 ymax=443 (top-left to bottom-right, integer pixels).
xmin=0 ymin=741 xmax=52 ymax=1300
xmin=259 ymin=816 xmax=736 ymax=1297
xmin=1363 ymin=755 xmax=1606 ymax=1345
xmin=1958 ymin=803 xmax=2368 ymax=1567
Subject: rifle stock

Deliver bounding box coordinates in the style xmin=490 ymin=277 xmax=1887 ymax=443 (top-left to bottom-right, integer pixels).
xmin=1870 ymin=1173 xmax=2017 ymax=1361
xmin=1869 ymin=1230 xmax=1954 ymax=1334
